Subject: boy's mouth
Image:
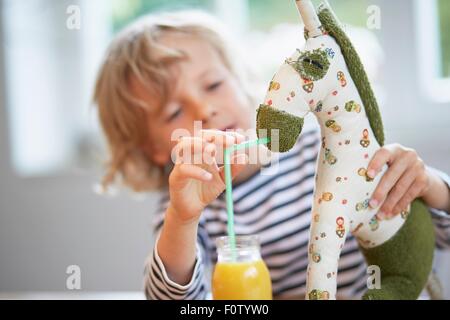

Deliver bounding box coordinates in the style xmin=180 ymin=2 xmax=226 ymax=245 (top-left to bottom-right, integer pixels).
xmin=218 ymin=123 xmax=237 ymax=131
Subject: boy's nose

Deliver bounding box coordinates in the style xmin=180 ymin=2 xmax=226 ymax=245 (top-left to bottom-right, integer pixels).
xmin=195 ymin=102 xmax=218 ymax=125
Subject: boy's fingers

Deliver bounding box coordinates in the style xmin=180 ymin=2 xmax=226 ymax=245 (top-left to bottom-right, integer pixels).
xmin=175 ymin=132 xmax=246 ymax=167
xmin=173 ymin=137 xmax=202 ymax=163
xmin=367 ymin=147 xmax=393 ymax=179
xmin=370 ymin=158 xmax=409 ymax=210
xmin=391 ymin=180 xmax=423 ymax=216
xmin=378 ymin=170 xmax=416 ymax=219
xmin=173 ymin=137 xmax=216 ymax=165
xmin=172 ymin=137 xmax=221 ymax=179
xmin=200 ymin=130 xmax=246 ymax=166
xmin=172 ymin=163 xmax=213 ymax=183
xmin=201 ymin=130 xmax=246 ymax=149
xmin=202 ymin=143 xmax=220 ymax=172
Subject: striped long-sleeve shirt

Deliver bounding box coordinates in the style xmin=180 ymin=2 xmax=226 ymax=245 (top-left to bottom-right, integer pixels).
xmin=144 ymin=128 xmax=450 ymax=300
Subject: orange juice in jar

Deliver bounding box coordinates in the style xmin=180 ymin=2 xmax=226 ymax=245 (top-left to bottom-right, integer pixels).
xmin=212 ymin=235 xmax=272 ymax=300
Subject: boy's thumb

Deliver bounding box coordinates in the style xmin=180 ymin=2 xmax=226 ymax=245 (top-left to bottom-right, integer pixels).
xmin=230 ymin=153 xmax=249 ymax=179
xmin=219 ymin=153 xmax=249 ymax=182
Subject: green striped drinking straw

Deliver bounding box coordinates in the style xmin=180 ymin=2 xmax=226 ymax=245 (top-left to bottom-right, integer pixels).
xmin=223 ymin=136 xmax=270 ymax=260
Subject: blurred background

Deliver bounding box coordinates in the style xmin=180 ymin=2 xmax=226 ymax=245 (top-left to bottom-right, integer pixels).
xmin=0 ymin=0 xmax=449 ymax=299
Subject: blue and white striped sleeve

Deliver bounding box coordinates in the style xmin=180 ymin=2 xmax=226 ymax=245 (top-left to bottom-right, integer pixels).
xmin=427 ymin=167 xmax=450 ymax=250
xmin=143 ymin=197 xmax=210 ymax=300
xmin=144 ymin=236 xmax=208 ymax=300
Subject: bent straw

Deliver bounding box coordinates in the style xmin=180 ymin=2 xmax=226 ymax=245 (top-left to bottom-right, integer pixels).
xmin=224 ymin=137 xmax=271 ymax=259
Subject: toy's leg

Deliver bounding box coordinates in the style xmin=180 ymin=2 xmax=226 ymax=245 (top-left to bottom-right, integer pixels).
xmin=306 ymin=206 xmax=349 ymax=300
xmin=360 ymin=199 xmax=435 ymax=300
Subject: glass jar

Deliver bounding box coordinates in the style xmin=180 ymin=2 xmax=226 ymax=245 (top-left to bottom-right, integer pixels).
xmin=212 ymin=235 xmax=272 ymax=300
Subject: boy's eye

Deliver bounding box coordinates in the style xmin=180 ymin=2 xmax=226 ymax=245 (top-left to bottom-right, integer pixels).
xmin=166 ymin=108 xmax=182 ymax=122
xmin=206 ymin=80 xmax=223 ymax=92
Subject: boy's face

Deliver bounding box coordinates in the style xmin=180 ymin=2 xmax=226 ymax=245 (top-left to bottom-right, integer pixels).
xmin=131 ymin=33 xmax=253 ymax=166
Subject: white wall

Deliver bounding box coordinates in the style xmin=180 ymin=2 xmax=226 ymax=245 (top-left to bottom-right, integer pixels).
xmin=0 ymin=0 xmax=158 ymax=292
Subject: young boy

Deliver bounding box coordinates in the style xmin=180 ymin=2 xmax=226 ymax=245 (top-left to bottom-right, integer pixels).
xmin=94 ymin=10 xmax=450 ymax=299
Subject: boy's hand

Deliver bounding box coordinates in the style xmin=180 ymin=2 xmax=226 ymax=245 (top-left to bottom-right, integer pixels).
xmin=168 ymin=130 xmax=247 ymax=224
xmin=367 ymin=143 xmax=431 ymax=219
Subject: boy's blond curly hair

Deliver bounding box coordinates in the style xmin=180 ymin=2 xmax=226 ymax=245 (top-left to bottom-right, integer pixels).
xmin=94 ymin=10 xmax=258 ymax=193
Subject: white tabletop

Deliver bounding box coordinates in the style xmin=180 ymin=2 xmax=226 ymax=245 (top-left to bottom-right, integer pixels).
xmin=0 ymin=291 xmax=146 ymax=300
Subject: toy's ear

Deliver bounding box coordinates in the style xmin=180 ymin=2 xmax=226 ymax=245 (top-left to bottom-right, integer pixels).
xmin=256 ymin=104 xmax=304 ymax=153
xmin=287 ymin=48 xmax=330 ymax=81
xmin=295 ymin=0 xmax=323 ymax=38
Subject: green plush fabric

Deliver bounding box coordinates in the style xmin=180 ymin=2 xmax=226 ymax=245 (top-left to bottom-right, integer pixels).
xmin=287 ymin=48 xmax=331 ymax=81
xmin=256 ymin=104 xmax=304 ymax=152
xmin=317 ymin=7 xmax=385 ymax=146
xmin=360 ymin=199 xmax=435 ymax=300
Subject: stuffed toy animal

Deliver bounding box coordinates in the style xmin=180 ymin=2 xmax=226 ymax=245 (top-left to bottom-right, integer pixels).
xmin=256 ymin=0 xmax=435 ymax=300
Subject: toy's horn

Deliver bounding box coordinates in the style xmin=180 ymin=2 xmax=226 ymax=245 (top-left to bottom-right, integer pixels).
xmin=295 ymin=0 xmax=322 ymax=37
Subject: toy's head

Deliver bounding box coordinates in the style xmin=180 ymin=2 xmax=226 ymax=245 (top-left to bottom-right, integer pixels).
xmin=256 ymin=0 xmax=384 ymax=152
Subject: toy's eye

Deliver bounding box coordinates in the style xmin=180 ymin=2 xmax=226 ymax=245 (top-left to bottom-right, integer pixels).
xmin=302 ymin=57 xmax=324 ymax=70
